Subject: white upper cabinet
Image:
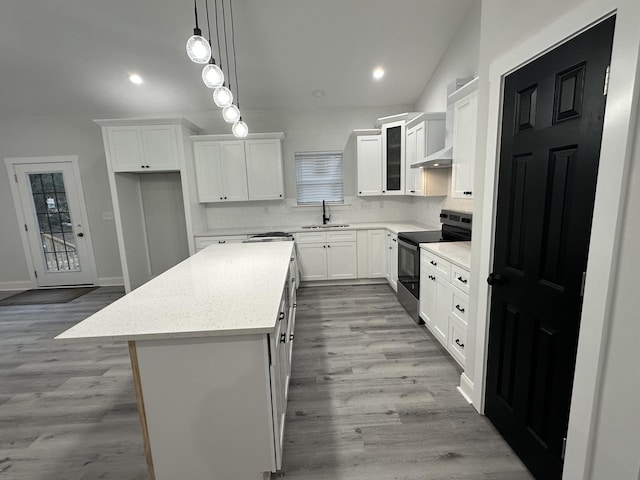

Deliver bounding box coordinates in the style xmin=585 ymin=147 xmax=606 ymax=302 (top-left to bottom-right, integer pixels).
xmin=381 ymin=120 xmax=405 ymax=195
xmin=191 ymin=133 xmax=285 ymax=203
xmin=405 ymin=122 xmax=424 ymax=196
xmin=451 ymin=80 xmax=478 ymax=199
xmin=245 ymin=139 xmax=284 ymax=201
xmin=105 ymin=124 xmax=180 ymax=172
xmin=193 ymin=141 xmax=248 ymax=202
xmin=356 ymin=135 xmax=383 ymax=196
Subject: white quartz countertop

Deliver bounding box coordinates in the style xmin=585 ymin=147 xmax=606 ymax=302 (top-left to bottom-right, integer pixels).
xmin=57 ymin=242 xmax=294 ymax=342
xmin=194 ymin=221 xmax=439 ymax=237
xmin=420 ymin=242 xmax=471 ymax=270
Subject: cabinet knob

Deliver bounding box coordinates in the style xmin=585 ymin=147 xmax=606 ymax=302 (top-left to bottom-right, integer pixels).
xmin=279 ymin=194 xmax=283 ymax=197
xmin=392 ymin=238 xmax=396 ymax=242
xmin=280 ymin=333 xmax=287 ymax=343
xmin=224 ymin=196 xmax=227 ymax=200
xmin=455 ymin=304 xmax=465 ymax=313
xmin=382 ymin=190 xmax=386 ymax=193
xmin=220 ymin=197 xmax=223 ymax=200
xmin=293 ymin=303 xmax=296 ymax=308
xmin=359 ymin=191 xmax=362 ymax=194
xmin=410 ymin=190 xmax=415 ymax=193
xmin=327 ymin=245 xmax=331 ymax=248
xmin=290 ymin=333 xmax=294 ymax=341
xmin=323 ymin=245 xmax=326 ymax=249
xmin=279 ymin=311 xmax=285 ymax=320
xmin=455 ymin=338 xmax=465 ymax=348
xmin=141 ymin=165 xmax=145 ymax=169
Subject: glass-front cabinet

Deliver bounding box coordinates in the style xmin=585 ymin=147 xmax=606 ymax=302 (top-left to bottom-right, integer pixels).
xmin=381 ymin=120 xmax=405 ymax=195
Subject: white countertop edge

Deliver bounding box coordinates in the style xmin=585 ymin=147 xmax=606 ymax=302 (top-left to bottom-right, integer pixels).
xmin=194 ymin=221 xmax=440 ymax=237
xmin=420 ymin=242 xmax=472 ymax=271
xmin=56 ymin=325 xmax=275 ymax=342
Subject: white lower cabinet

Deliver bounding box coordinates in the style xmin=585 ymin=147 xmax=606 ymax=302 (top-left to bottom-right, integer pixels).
xmin=419 ymin=248 xmax=470 ymax=368
xmin=356 ymin=229 xmax=387 ymax=278
xmin=295 ymin=230 xmax=358 ymax=281
xmin=385 ymin=231 xmax=398 ymax=291
xmin=194 ymin=235 xmax=248 ymax=252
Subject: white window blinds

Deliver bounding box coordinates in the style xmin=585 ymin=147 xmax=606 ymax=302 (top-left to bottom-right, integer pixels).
xmin=295 ymin=151 xmax=344 ymax=205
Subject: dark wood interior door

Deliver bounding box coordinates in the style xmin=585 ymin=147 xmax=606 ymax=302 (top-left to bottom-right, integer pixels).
xmin=485 ymin=16 xmax=615 ymax=480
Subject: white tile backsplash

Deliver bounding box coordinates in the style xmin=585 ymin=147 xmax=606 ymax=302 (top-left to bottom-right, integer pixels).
xmin=204 ymin=195 xmax=473 ymax=231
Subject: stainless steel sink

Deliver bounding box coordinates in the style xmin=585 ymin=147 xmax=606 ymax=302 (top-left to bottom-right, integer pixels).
xmin=300 ymin=224 xmax=350 ymax=229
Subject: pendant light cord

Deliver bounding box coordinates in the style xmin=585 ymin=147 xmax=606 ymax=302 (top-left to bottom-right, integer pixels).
xmin=221 ymin=0 xmax=231 ymax=91
xmin=205 ymin=0 xmax=213 ymax=60
xmin=230 ymin=0 xmax=240 ymax=108
xmin=193 ymin=0 xmax=199 ymax=30
xmin=213 ymin=0 xmax=222 ymax=69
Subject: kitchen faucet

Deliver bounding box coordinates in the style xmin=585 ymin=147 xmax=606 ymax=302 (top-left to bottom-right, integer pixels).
xmin=322 ymin=200 xmax=331 ymax=225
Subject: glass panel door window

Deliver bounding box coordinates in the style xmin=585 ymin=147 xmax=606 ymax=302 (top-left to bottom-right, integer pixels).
xmin=29 ymin=173 xmax=81 ymax=272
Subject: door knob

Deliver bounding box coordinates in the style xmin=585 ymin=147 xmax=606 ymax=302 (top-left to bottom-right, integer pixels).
xmin=487 ymin=273 xmax=503 ymax=286
xmin=77 ymin=232 xmax=84 ymax=237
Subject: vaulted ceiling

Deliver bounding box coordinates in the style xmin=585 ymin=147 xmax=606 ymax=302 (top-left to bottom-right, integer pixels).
xmin=0 ymin=0 xmax=475 ymax=117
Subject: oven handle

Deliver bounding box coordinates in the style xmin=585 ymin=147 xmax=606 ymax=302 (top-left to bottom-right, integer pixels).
xmin=397 ymin=238 xmax=419 ymax=252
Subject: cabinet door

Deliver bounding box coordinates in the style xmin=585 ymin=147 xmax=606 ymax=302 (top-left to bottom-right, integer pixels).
xmin=433 ymin=276 xmax=451 ymax=344
xmin=451 ymin=91 xmax=478 ymax=198
xmin=245 ymin=139 xmax=284 ymax=200
xmin=382 ymin=121 xmax=405 ymax=195
xmin=219 ymin=141 xmax=249 ymax=202
xmin=142 ymin=125 xmax=180 ymax=171
xmin=419 ymin=267 xmax=437 ymax=328
xmin=108 ymin=126 xmax=145 ymax=172
xmin=193 ymin=143 xmax=226 ymax=202
xmin=367 ymin=230 xmax=387 ymax=278
xmin=356 ymin=135 xmax=382 ymax=196
xmin=390 ymin=239 xmax=398 ymax=291
xmin=327 ymin=242 xmax=358 ymax=280
xmin=405 ymin=122 xmax=425 ymax=195
xmin=296 ymin=243 xmax=327 ymax=281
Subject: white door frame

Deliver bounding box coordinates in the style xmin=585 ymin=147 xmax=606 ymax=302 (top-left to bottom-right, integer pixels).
xmin=470 ymin=1 xmax=640 ymax=479
xmin=5 ymin=155 xmax=98 ymax=288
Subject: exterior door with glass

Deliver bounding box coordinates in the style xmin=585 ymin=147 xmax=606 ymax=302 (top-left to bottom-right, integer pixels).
xmin=10 ymin=159 xmax=96 ymax=286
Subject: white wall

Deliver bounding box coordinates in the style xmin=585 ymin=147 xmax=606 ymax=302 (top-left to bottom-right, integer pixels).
xmin=414 ymin=0 xmax=481 ymax=113
xmin=0 ymin=116 xmax=122 ymax=288
xmin=472 ymin=1 xmax=640 ymax=479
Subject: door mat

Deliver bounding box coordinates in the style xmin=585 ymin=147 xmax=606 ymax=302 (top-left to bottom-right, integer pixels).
xmin=0 ymin=287 xmax=98 ymax=306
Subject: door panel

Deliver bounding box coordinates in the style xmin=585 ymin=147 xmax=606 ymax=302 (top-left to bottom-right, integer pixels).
xmin=13 ymin=161 xmax=95 ymax=286
xmin=485 ymin=16 xmax=615 ymax=480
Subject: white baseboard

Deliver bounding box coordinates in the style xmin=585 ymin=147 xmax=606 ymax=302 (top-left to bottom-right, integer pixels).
xmin=458 ymin=372 xmax=475 ymax=407
xmin=0 ymin=280 xmax=33 ymax=291
xmin=96 ymin=276 xmax=124 ymax=287
xmin=301 ymin=278 xmax=388 ymax=288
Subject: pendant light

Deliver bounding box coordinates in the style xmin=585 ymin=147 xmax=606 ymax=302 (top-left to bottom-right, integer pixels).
xmin=186 ymin=1 xmax=211 ymax=64
xmin=232 ymin=119 xmax=248 ymax=138
xmin=201 ymin=0 xmax=224 ymax=88
xmin=213 ymin=86 xmax=233 ymax=107
xmin=222 ymin=104 xmax=241 ymax=123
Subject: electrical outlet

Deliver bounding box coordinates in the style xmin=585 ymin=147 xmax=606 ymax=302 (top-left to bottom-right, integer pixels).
xmin=102 ymin=211 xmax=114 ymax=221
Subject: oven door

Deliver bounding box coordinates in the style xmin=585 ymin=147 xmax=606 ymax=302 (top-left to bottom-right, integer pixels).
xmin=397 ymin=238 xmax=420 ymax=299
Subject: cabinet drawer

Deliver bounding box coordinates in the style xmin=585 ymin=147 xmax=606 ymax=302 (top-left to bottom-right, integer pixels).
xmin=195 ymin=235 xmax=247 ymax=250
xmin=420 ymin=249 xmax=451 ymax=277
xmin=326 ymin=230 xmax=357 ymax=242
xmin=293 ymin=231 xmax=327 ymax=244
xmin=448 ymin=315 xmax=467 ymax=367
xmin=451 ymin=290 xmax=469 ymax=325
xmin=451 ymin=265 xmax=470 ymax=294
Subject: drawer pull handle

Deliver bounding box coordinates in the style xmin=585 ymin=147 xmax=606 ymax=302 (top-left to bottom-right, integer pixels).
xmin=430 ymin=260 xmax=437 ymax=266
xmin=279 ymin=312 xmax=285 ymax=320
xmin=455 ymin=339 xmax=465 ymax=348
xmin=457 ymin=276 xmax=468 ymax=284
xmin=280 ymin=333 xmax=287 ymax=343
xmin=455 ymin=304 xmax=465 ymax=313
xmin=293 ymin=303 xmax=297 ymax=308
xmin=218 ymin=240 xmax=226 ymax=244
xmin=290 ymin=333 xmax=295 ymax=341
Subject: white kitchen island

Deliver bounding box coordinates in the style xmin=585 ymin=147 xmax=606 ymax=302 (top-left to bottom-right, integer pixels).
xmin=57 ymin=241 xmax=298 ymax=480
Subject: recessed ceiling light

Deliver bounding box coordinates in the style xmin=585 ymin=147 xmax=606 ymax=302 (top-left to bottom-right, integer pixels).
xmin=312 ymin=89 xmax=326 ymax=97
xmin=129 ymin=74 xmax=144 ymax=85
xmin=373 ymin=68 xmax=385 ymax=80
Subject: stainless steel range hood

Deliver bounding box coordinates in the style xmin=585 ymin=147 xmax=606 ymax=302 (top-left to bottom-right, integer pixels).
xmin=415 ymin=146 xmax=452 ymax=168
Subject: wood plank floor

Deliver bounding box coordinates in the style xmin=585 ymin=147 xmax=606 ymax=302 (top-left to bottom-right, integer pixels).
xmin=275 ymin=284 xmax=533 ymax=480
xmin=0 ymin=285 xmax=533 ymax=480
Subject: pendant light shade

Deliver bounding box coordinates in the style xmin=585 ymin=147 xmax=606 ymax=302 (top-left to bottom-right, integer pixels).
xmin=232 ymin=119 xmax=248 ymax=138
xmin=186 ymin=31 xmax=212 ymax=64
xmin=222 ymin=104 xmax=241 ymax=124
xmin=213 ymin=86 xmax=233 ymax=108
xmin=202 ymin=63 xmax=224 ymax=88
